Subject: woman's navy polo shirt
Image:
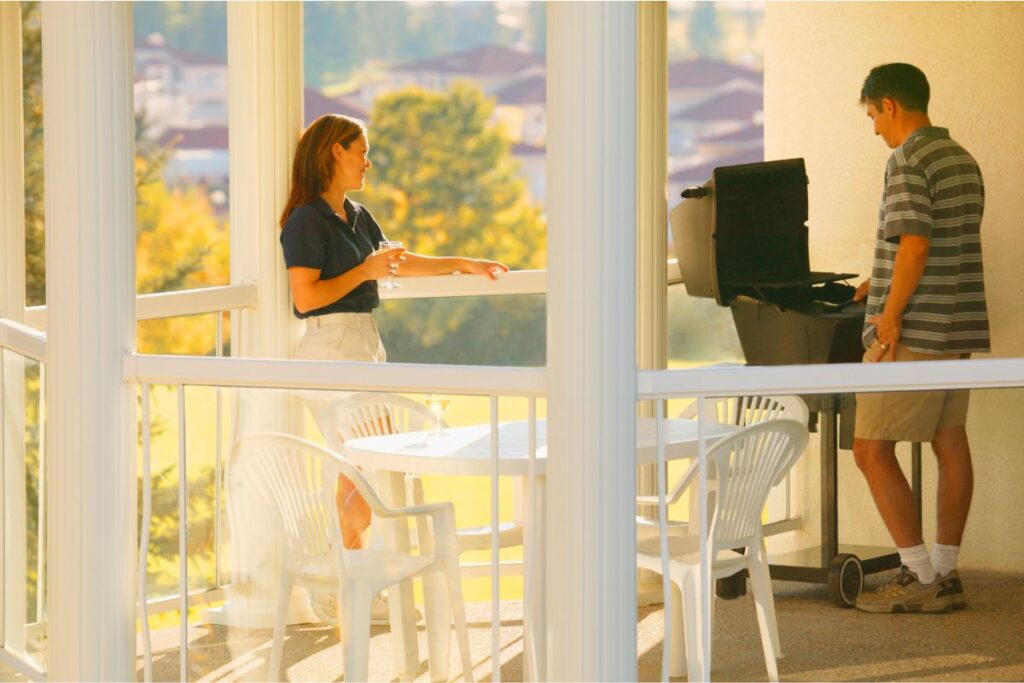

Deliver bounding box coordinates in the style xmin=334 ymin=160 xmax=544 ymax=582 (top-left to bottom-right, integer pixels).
xmin=280 ymin=196 xmax=386 ymax=318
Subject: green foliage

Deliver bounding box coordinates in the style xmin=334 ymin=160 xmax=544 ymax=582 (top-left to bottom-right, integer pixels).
xmin=140 ymin=462 xmax=219 ymax=597
xmin=667 ymin=284 xmax=744 ymax=363
xmin=363 ymin=84 xmax=544 ymax=268
xmin=359 ymin=84 xmax=547 ymax=365
xmin=22 ymin=1 xmax=44 ymax=306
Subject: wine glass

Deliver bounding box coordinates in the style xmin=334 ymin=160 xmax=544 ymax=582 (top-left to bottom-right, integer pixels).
xmin=426 ymin=395 xmax=451 ymax=437
xmin=378 ymin=240 xmax=403 ymax=289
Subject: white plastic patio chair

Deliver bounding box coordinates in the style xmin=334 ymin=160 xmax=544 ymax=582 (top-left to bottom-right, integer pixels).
xmin=636 ymin=395 xmax=808 ymax=537
xmin=636 ymin=418 xmax=809 ymax=682
xmin=315 ymin=392 xmax=525 ymax=555
xmin=231 ymin=432 xmax=473 ymax=683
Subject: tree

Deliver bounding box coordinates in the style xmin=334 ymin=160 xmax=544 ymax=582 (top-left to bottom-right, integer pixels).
xmin=359 ymin=84 xmax=547 ymax=365
xmin=363 ymin=84 xmax=544 ymax=268
xmin=688 ymin=2 xmax=723 ymax=59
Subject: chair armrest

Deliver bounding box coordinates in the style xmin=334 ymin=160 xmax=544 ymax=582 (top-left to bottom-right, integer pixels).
xmin=377 ymin=500 xmax=454 ymax=520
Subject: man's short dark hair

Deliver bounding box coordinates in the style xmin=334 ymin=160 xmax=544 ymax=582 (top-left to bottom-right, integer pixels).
xmin=860 ymin=63 xmax=930 ymax=113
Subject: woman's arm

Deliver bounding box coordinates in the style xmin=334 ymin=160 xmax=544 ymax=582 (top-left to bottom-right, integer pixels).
xmin=398 ymin=252 xmax=509 ymax=281
xmin=288 ymin=248 xmax=403 ymax=313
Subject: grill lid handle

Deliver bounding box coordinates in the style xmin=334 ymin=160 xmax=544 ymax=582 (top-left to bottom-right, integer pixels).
xmin=681 ymin=186 xmax=709 ymax=199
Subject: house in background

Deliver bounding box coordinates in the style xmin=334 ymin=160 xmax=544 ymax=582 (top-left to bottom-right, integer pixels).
xmin=511 ymin=140 xmax=546 ymax=202
xmin=667 ymin=57 xmax=762 ymax=116
xmin=138 ymin=33 xmax=365 ymax=199
xmin=494 ymin=74 xmax=546 ymax=146
xmin=133 ymin=33 xmax=229 ymax=136
xmin=668 ymin=88 xmax=763 ymax=163
xmin=385 ymin=43 xmax=544 ymax=99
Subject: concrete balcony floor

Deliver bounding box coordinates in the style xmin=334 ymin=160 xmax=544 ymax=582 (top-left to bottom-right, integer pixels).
xmin=3 ymin=569 xmax=1020 ymax=681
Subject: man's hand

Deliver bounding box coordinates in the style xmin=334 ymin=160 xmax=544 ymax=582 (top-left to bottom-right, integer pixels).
xmin=868 ymin=311 xmax=901 ymax=361
xmin=853 ymin=278 xmax=871 ymax=302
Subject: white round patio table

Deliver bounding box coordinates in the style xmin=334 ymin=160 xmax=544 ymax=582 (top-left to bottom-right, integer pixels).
xmin=341 ymin=417 xmax=736 ymax=680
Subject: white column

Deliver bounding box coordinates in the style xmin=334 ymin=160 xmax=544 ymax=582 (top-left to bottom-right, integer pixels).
xmin=41 ymin=3 xmax=137 ymax=680
xmin=546 ymin=3 xmax=638 ymax=680
xmin=0 ymin=3 xmax=25 ymax=323
xmin=635 ymin=1 xmax=669 ymax=606
xmin=0 ymin=3 xmax=28 ymax=654
xmin=228 ymin=0 xmax=302 ymax=366
xmin=214 ymin=1 xmax=311 ymax=628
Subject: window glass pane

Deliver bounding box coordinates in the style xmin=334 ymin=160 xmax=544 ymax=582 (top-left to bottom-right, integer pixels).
xmin=133 ymin=2 xmax=230 ymax=306
xmin=378 ymin=295 xmax=545 ymax=366
xmin=667 ymin=1 xmax=763 ymax=366
xmin=301 ymin=1 xmax=547 ymax=265
xmin=22 ymin=1 xmax=44 ymax=308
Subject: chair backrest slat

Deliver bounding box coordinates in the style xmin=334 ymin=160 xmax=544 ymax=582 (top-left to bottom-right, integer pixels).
xmin=230 ymin=433 xmax=389 ymax=579
xmin=316 ymin=392 xmax=438 ymax=451
xmin=707 ymin=419 xmax=809 ymax=550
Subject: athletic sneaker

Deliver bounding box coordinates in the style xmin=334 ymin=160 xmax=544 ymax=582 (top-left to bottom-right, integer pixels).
xmin=937 ymin=569 xmax=968 ymax=610
xmin=308 ymin=590 xmax=393 ymax=626
xmin=855 ymin=565 xmax=954 ymax=614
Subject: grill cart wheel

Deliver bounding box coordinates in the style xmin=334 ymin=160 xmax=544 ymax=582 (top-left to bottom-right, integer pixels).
xmin=716 ymin=573 xmax=747 ymax=600
xmin=828 ymin=553 xmax=863 ymax=608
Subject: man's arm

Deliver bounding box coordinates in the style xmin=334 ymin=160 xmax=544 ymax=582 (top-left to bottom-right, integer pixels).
xmin=869 ymin=233 xmax=930 ymax=359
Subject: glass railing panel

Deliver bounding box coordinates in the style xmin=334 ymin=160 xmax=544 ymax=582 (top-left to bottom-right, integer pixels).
xmin=1 ymin=348 xmax=48 ymax=673
xmin=138 ymin=382 xmax=543 ymax=681
xmin=376 ymin=294 xmax=546 ymax=367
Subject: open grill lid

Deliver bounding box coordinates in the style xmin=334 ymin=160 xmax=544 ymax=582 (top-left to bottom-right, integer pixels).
xmin=671 ymin=158 xmax=854 ymax=306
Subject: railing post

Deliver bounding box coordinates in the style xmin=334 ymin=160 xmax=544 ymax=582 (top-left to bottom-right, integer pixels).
xmin=546 ymin=2 xmax=638 ymax=679
xmin=41 ymin=2 xmax=137 ymax=679
xmin=0 ymin=3 xmax=28 ymax=655
xmin=635 ymin=0 xmax=669 ymax=607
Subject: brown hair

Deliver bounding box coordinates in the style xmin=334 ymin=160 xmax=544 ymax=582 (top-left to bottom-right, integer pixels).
xmin=279 ymin=114 xmax=366 ymax=228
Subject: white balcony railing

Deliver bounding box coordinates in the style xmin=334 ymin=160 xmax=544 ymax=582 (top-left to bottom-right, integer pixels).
xmin=7 ymin=273 xmax=1024 ymax=681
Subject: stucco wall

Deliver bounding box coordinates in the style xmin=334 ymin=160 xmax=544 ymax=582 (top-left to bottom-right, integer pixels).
xmin=763 ymin=2 xmax=1024 ymax=571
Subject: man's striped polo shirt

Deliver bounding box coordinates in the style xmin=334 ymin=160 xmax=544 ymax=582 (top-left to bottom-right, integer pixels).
xmin=863 ymin=126 xmax=990 ymax=355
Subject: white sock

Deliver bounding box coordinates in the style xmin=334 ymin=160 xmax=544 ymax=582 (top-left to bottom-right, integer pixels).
xmin=931 ymin=543 xmax=961 ymax=577
xmin=898 ymin=544 xmax=936 ymax=584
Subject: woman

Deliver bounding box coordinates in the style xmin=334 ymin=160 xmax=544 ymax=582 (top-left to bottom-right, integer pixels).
xmin=279 ymin=114 xmax=506 ymax=548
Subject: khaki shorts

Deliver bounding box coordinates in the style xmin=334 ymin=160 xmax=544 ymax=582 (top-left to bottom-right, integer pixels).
xmin=854 ymin=341 xmax=970 ymax=443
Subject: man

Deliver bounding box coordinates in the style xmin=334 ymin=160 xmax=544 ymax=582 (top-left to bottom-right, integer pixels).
xmin=850 ymin=63 xmax=989 ymax=613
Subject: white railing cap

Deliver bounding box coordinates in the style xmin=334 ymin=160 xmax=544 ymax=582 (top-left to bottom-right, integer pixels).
xmin=639 ymin=357 xmax=1024 ymax=398
xmin=0 ymin=318 xmax=47 ymax=363
xmin=125 ymin=352 xmax=547 ymax=396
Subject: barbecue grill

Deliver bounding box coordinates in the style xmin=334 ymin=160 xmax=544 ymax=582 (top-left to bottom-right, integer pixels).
xmin=670 ymin=158 xmax=923 ymax=607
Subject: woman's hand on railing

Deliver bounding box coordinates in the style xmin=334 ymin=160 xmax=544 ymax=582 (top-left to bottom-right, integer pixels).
xmin=458 ymin=258 xmax=509 ymax=281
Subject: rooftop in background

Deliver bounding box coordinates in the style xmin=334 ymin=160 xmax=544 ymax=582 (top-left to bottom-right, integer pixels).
xmin=669 ymin=146 xmax=765 ymax=184
xmin=668 ymin=57 xmax=762 ymax=89
xmin=511 ymin=141 xmax=545 ymax=155
xmin=673 ymin=89 xmax=763 ymax=121
xmin=496 ymin=75 xmax=545 ymax=106
xmin=160 ymin=125 xmax=228 ymax=150
xmin=390 ymin=44 xmax=543 ymax=75
xmin=698 ymin=123 xmax=764 ymax=144
xmin=304 ymin=88 xmax=368 ymax=126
